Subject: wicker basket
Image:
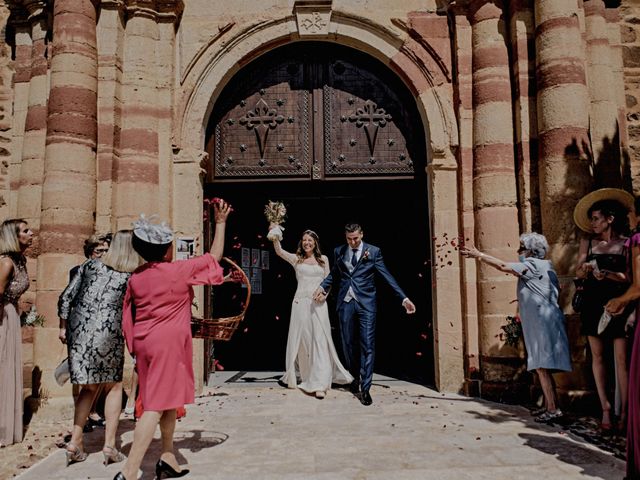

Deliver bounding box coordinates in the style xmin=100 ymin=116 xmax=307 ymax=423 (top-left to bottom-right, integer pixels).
xmin=191 ymin=256 xmax=251 ymax=341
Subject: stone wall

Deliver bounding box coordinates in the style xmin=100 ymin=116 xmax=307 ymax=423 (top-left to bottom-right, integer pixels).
xmin=621 ymin=1 xmax=640 ymax=191
xmin=0 ymin=1 xmax=13 ymax=222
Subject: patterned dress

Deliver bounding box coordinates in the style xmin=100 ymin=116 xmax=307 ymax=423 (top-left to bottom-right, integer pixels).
xmin=58 ymin=259 xmax=131 ymax=384
xmin=0 ymin=255 xmax=29 ymax=445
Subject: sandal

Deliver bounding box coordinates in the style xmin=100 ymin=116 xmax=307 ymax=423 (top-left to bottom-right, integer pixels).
xmin=65 ymin=443 xmax=88 ymax=467
xmin=534 ymin=409 xmax=563 ymax=423
xmin=103 ymin=445 xmax=126 ymax=466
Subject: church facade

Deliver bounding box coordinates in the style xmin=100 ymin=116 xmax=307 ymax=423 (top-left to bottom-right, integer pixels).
xmin=2 ymin=0 xmax=640 ymax=401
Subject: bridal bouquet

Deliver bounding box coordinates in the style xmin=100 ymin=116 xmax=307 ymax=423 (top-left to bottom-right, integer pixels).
xmin=265 ymin=201 xmax=286 ymax=241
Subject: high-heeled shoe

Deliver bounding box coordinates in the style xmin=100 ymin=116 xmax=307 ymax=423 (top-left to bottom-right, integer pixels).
xmin=113 ymin=473 xmax=126 ymax=480
xmin=103 ymin=445 xmax=126 ymax=466
xmin=65 ymin=442 xmax=88 ymax=467
xmin=155 ymin=459 xmax=190 ymax=479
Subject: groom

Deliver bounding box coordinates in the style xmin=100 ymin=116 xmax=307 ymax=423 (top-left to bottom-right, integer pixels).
xmin=313 ymin=223 xmax=416 ymax=406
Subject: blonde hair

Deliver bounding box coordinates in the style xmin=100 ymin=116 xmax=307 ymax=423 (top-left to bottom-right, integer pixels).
xmin=0 ymin=219 xmax=26 ymax=255
xmin=101 ymin=230 xmax=142 ymax=273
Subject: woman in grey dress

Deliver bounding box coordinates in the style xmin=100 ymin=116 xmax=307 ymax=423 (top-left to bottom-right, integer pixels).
xmin=461 ymin=232 xmax=572 ymax=422
xmin=0 ymin=219 xmax=33 ymax=447
xmin=58 ymin=230 xmax=141 ymax=466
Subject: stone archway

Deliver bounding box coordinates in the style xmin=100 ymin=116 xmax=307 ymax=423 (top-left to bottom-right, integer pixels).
xmin=172 ymin=13 xmax=465 ymax=392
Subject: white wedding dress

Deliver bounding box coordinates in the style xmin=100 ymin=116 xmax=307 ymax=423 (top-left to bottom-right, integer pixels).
xmin=274 ymin=244 xmax=353 ymax=393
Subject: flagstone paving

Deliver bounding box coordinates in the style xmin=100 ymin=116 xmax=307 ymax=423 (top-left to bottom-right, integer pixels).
xmin=14 ymin=372 xmax=626 ymax=480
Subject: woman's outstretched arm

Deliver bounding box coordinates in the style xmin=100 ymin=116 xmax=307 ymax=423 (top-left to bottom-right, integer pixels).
xmin=460 ymin=244 xmax=519 ymax=275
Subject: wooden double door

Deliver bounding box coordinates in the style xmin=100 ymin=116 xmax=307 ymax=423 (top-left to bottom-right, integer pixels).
xmin=205 ymin=42 xmax=422 ymax=181
xmin=204 ymin=42 xmax=433 ymax=386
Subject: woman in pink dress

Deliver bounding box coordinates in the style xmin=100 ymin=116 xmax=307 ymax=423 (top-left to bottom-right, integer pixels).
xmin=115 ymin=201 xmax=231 ymax=480
xmin=606 ymin=195 xmax=640 ymax=480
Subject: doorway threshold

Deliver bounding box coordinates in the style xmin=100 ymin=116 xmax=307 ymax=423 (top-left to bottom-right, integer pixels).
xmin=207 ymin=371 xmax=419 ymax=388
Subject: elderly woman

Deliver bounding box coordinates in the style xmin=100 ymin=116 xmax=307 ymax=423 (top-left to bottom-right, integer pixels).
xmin=461 ymin=233 xmax=571 ymax=421
xmin=0 ymin=219 xmax=33 ymax=447
xmin=58 ymin=230 xmax=141 ymax=466
xmin=114 ymin=200 xmax=231 ymax=480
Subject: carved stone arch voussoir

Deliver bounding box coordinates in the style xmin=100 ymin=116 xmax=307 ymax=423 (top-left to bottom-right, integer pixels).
xmin=175 ymin=12 xmax=458 ymax=165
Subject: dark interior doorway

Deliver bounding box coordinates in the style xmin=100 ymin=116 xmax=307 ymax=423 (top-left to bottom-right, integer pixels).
xmin=204 ymin=177 xmax=434 ymax=386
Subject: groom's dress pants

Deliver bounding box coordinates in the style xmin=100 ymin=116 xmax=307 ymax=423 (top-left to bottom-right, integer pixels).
xmin=338 ymin=299 xmax=376 ymax=392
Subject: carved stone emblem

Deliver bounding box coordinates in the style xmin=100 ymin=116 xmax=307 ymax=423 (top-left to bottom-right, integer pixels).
xmin=294 ymin=1 xmax=331 ymax=37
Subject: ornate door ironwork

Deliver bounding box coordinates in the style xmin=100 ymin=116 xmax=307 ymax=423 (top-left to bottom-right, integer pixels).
xmin=205 ymin=43 xmax=421 ymax=181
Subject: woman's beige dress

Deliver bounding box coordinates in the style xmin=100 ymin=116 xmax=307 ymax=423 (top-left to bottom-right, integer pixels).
xmin=0 ymin=256 xmax=29 ymax=445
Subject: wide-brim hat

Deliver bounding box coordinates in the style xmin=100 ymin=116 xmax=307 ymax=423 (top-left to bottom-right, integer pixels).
xmin=132 ymin=214 xmax=174 ymax=245
xmin=573 ymin=188 xmax=634 ymax=232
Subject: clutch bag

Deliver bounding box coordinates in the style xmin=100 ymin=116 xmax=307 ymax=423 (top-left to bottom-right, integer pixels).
xmin=54 ymin=357 xmax=70 ymax=386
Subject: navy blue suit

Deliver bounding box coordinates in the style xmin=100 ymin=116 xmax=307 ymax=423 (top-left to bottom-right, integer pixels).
xmin=320 ymin=242 xmax=407 ymax=392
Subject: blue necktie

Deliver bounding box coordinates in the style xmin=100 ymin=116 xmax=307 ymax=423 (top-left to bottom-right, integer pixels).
xmin=351 ymin=249 xmax=358 ymax=267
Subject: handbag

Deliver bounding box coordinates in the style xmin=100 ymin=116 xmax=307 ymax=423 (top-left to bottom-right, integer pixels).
xmin=54 ymin=356 xmax=70 ymax=387
xmin=572 ymin=278 xmax=585 ymax=313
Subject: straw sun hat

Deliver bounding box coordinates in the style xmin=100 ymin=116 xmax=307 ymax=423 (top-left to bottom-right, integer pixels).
xmin=573 ymin=188 xmax=635 ymax=233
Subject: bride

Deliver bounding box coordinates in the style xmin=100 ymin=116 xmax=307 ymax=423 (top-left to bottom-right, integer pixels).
xmin=269 ymin=228 xmax=353 ymax=398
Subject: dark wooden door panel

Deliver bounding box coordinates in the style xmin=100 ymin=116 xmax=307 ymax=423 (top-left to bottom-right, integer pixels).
xmin=206 ymin=43 xmax=421 ymax=181
xmin=209 ymin=60 xmax=311 ymax=179
xmin=324 ymin=59 xmax=415 ymax=176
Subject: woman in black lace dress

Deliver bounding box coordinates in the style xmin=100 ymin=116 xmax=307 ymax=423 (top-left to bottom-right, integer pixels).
xmin=575 ymin=191 xmax=634 ymax=432
xmin=58 ymin=230 xmax=141 ymax=467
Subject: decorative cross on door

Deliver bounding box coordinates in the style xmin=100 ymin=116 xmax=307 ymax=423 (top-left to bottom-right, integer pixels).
xmin=239 ymin=98 xmax=285 ymax=161
xmin=348 ymin=100 xmax=392 ymax=159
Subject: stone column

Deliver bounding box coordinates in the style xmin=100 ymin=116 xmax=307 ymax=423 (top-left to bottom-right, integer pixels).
xmin=114 ymin=2 xmax=161 ymax=230
xmin=534 ymin=0 xmax=590 ymax=272
xmin=450 ymin=3 xmax=480 ymax=395
xmin=96 ymin=0 xmax=125 ymax=234
xmin=0 ymin=3 xmax=19 ymax=222
xmin=9 ymin=13 xmax=32 ymax=219
xmin=35 ymin=0 xmax=98 ymax=395
xmin=509 ymin=0 xmax=539 ymax=232
xmin=469 ymin=0 xmax=522 ymax=399
xmin=16 ymin=2 xmax=48 ymax=310
xmin=584 ymin=0 xmax=622 ymax=187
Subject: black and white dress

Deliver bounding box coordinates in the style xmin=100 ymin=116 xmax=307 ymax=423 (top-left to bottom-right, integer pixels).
xmin=58 ymin=259 xmax=131 ymax=384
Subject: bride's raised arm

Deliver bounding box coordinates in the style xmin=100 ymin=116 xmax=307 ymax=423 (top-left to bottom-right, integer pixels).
xmin=270 ymin=237 xmax=298 ymax=266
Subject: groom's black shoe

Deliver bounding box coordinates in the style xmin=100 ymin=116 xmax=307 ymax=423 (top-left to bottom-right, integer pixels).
xmin=360 ymin=390 xmax=372 ymax=406
xmin=349 ymin=381 xmax=360 ymax=395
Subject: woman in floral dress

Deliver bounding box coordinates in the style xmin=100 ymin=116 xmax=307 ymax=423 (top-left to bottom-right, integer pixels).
xmin=0 ymin=219 xmax=33 ymax=446
xmin=58 ymin=230 xmax=141 ymax=466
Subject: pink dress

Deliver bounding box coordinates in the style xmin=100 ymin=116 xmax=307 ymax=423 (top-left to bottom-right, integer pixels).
xmin=627 ymin=232 xmax=640 ymax=480
xmin=122 ymin=254 xmax=223 ymax=411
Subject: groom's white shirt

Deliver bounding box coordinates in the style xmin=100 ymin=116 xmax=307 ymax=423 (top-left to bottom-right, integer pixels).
xmin=343 ymin=242 xmax=364 ymax=303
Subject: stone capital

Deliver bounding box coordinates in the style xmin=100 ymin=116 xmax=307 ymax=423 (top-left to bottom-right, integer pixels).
xmin=173 ymin=146 xmax=208 ymax=175
xmin=125 ymin=0 xmax=183 ymax=23
xmin=294 ymin=0 xmax=331 ymax=37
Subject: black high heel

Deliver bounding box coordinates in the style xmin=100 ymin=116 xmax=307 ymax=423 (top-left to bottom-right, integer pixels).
xmin=155 ymin=459 xmax=190 ymax=479
xmin=113 ymin=473 xmax=126 ymax=480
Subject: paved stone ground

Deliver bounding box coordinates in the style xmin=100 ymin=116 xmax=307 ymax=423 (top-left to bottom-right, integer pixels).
xmin=9 ymin=372 xmax=627 ymax=480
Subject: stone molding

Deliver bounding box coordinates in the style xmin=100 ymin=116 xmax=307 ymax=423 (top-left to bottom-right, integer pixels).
xmin=124 ymin=0 xmax=182 ymax=23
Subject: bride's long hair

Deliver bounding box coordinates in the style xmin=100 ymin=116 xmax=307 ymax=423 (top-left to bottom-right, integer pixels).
xmin=296 ymin=230 xmax=325 ymax=266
